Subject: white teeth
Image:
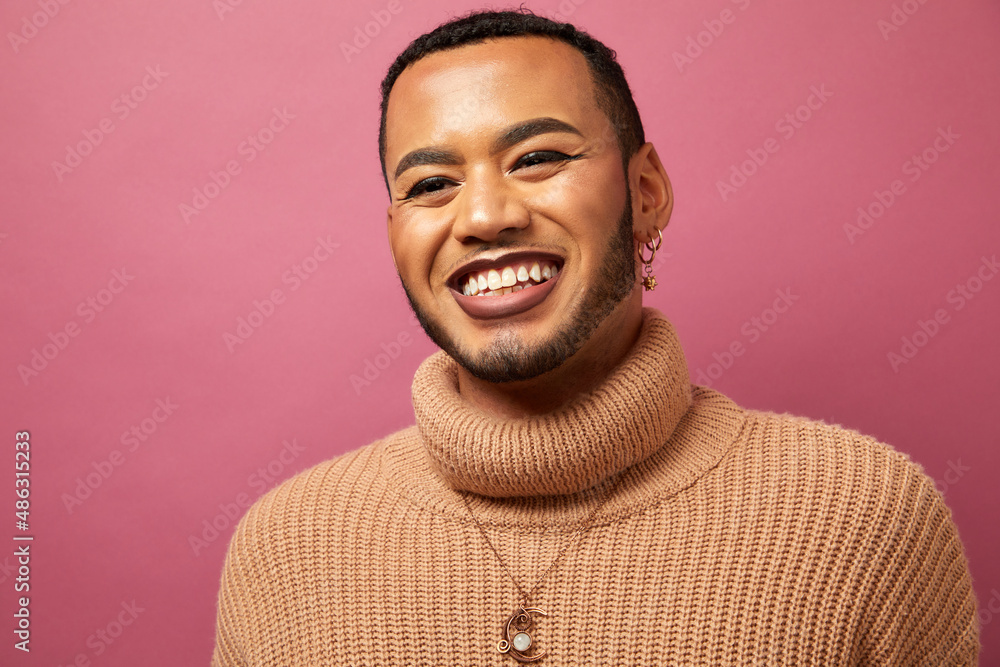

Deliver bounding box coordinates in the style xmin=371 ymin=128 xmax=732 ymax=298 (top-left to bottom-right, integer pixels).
xmin=463 ymin=260 xmax=561 ymax=298
xmin=529 ymin=262 xmax=541 ymax=282
xmin=501 ymin=267 xmax=517 ymax=287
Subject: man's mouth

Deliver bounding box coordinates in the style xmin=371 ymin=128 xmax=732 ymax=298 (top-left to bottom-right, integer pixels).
xmin=457 ymin=259 xmax=561 ymax=296
xmin=448 ymin=253 xmax=564 ymax=320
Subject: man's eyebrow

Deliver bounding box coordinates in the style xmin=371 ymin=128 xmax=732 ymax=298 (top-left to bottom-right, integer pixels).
xmin=391 ymin=117 xmax=583 ymax=183
xmin=491 ymin=117 xmax=583 ymax=155
xmin=393 ymin=148 xmax=462 ymax=182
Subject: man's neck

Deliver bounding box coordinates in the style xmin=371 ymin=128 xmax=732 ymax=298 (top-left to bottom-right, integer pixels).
xmin=456 ymin=300 xmax=644 ymax=420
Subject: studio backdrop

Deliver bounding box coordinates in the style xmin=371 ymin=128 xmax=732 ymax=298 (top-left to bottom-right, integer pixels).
xmin=2 ymin=0 xmax=998 ymax=664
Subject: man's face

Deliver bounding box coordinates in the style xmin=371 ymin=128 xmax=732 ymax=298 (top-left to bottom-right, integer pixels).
xmin=384 ymin=36 xmax=638 ymax=382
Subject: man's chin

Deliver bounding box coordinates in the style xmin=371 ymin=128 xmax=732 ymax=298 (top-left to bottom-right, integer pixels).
xmin=444 ymin=328 xmax=575 ymax=384
xmin=401 ymin=282 xmax=570 ymax=382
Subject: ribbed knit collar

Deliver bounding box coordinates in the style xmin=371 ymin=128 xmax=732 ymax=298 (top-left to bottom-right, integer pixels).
xmin=410 ymin=308 xmax=694 ymax=498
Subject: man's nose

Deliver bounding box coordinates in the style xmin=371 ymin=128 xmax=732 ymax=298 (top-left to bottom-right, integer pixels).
xmin=451 ymin=170 xmax=529 ymax=243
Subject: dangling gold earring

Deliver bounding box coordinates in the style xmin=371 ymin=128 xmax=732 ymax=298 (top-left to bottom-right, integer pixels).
xmin=638 ymin=228 xmax=663 ymax=291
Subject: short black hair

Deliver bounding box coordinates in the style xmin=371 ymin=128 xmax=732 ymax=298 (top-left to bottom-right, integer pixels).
xmin=378 ymin=8 xmax=645 ymax=192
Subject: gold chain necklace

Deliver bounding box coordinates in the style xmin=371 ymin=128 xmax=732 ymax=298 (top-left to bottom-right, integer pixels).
xmin=458 ymin=471 xmax=626 ymax=663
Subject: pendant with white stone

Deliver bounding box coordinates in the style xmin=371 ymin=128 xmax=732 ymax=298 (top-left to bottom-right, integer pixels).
xmin=497 ymin=606 xmax=547 ymax=662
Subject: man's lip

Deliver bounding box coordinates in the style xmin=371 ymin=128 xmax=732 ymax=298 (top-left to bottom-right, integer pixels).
xmin=448 ymin=250 xmax=563 ymax=288
xmin=450 ymin=272 xmax=561 ymax=320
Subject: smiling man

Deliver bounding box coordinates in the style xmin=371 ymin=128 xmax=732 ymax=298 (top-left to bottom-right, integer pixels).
xmin=212 ymin=9 xmax=979 ymax=665
xmin=383 ymin=28 xmax=660 ymax=420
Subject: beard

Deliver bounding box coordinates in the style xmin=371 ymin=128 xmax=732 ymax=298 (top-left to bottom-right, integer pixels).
xmin=401 ymin=187 xmax=637 ymax=383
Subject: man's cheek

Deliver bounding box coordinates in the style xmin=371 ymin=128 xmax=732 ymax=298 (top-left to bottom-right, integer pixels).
xmin=525 ymin=173 xmax=579 ymax=209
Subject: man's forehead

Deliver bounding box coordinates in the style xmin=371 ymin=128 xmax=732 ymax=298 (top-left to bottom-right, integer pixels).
xmin=384 ymin=36 xmax=601 ymax=161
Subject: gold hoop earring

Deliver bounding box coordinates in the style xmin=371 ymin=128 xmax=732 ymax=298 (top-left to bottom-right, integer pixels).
xmin=638 ymin=228 xmax=663 ymax=291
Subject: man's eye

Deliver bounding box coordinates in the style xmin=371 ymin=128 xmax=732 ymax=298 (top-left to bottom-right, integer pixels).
xmin=513 ymin=151 xmax=581 ymax=170
xmin=404 ymin=177 xmax=453 ymax=200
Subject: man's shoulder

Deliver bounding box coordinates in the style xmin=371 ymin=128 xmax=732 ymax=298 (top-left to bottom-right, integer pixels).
xmin=746 ymin=405 xmax=909 ymax=458
xmin=725 ymin=406 xmax=978 ymax=664
xmin=736 ymin=405 xmax=940 ymax=504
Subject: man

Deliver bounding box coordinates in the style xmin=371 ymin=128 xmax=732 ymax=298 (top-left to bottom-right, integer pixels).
xmin=212 ymin=10 xmax=979 ymax=665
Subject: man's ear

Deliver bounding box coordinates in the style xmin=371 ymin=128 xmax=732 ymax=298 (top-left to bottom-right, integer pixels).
xmin=629 ymin=143 xmax=674 ymax=244
xmin=386 ymin=206 xmax=398 ymax=271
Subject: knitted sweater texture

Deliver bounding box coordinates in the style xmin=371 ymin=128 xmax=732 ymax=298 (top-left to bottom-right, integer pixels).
xmin=212 ymin=309 xmax=979 ymax=665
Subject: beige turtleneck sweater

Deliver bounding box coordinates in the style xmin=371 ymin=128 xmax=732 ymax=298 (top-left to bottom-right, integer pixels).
xmin=211 ymin=309 xmax=979 ymax=665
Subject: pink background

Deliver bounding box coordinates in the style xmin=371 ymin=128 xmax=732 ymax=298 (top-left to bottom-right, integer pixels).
xmin=2 ymin=0 xmax=998 ymax=664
